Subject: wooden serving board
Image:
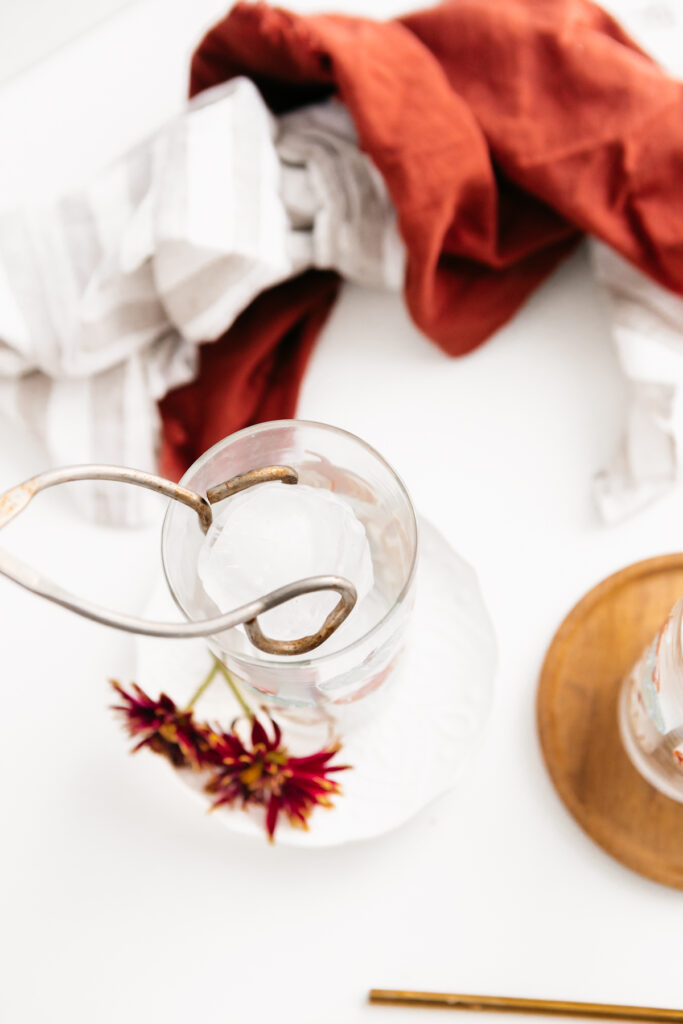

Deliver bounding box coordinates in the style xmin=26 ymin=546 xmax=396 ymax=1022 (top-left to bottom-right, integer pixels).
xmin=537 ymin=554 xmax=683 ymax=889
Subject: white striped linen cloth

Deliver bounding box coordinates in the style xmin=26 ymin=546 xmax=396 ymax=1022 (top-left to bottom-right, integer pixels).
xmin=0 ymin=77 xmax=404 ymax=524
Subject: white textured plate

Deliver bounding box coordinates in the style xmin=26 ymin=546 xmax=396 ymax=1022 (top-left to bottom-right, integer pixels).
xmin=134 ymin=517 xmax=496 ymax=846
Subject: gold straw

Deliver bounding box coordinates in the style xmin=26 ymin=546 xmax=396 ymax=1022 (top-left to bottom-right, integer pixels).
xmin=368 ymin=992 xmax=683 ymax=1023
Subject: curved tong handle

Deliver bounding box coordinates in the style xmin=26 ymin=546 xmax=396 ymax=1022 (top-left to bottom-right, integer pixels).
xmin=0 ymin=465 xmax=357 ymax=656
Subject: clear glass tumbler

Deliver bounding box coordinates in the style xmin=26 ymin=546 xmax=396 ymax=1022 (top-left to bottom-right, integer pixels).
xmin=619 ymin=597 xmax=683 ymax=803
xmin=162 ymin=420 xmax=418 ymax=720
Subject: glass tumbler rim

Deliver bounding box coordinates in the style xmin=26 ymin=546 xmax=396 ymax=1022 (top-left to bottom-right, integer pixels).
xmin=161 ymin=418 xmax=419 ymax=668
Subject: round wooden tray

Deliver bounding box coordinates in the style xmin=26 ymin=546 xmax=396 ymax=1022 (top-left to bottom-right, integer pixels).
xmin=538 ymin=554 xmax=683 ymax=889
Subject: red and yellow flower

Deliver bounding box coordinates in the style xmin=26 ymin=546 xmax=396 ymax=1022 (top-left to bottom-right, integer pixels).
xmin=110 ymin=680 xmax=216 ymax=770
xmin=111 ymin=675 xmax=350 ymax=841
xmin=205 ymin=714 xmax=349 ymax=840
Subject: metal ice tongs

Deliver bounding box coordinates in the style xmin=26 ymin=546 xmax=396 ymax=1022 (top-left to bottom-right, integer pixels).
xmin=0 ymin=464 xmax=357 ymax=656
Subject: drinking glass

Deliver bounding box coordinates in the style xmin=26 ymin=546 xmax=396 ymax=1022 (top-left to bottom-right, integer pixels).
xmin=619 ymin=597 xmax=683 ymax=803
xmin=162 ymin=420 xmax=418 ymax=718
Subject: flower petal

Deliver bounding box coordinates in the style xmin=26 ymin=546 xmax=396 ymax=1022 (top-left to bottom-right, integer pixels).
xmin=266 ymin=795 xmax=282 ymax=841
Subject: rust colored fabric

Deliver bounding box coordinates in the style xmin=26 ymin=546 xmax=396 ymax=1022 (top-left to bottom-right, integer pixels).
xmin=159 ymin=270 xmax=339 ymax=478
xmin=160 ymin=0 xmax=683 ymax=474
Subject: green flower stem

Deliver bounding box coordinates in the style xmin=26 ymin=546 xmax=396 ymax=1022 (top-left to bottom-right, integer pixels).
xmin=214 ymin=659 xmax=253 ymax=719
xmin=185 ymin=661 xmax=220 ymax=710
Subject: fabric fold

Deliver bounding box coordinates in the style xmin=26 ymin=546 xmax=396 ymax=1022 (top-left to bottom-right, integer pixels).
xmin=592 ymin=241 xmax=683 ymax=520
xmin=159 ymin=269 xmax=340 ymax=481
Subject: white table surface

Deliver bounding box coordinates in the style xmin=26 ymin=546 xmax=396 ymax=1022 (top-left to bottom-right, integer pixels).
xmin=0 ymin=2 xmax=681 ymax=1022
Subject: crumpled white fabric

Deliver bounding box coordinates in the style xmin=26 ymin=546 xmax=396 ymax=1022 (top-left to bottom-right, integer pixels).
xmin=0 ymin=77 xmax=404 ymax=524
xmin=591 ymin=0 xmax=683 ymax=521
xmin=592 ymin=242 xmax=683 ymax=520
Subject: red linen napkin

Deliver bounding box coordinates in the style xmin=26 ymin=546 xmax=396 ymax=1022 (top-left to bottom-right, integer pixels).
xmin=159 ymin=270 xmax=339 ymax=478
xmin=160 ymin=0 xmax=683 ymax=475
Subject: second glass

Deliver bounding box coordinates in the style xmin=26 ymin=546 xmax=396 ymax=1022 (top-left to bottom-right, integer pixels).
xmin=619 ymin=595 xmax=683 ymax=803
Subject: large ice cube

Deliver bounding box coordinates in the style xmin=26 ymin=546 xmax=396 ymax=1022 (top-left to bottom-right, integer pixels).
xmin=197 ymin=481 xmax=374 ymax=644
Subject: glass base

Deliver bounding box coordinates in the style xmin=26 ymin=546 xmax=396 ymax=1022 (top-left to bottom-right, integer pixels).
xmin=135 ymin=516 xmax=497 ymax=845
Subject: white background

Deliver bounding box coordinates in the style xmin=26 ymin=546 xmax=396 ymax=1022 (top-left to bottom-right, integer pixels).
xmin=0 ymin=1 xmax=681 ymax=1022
